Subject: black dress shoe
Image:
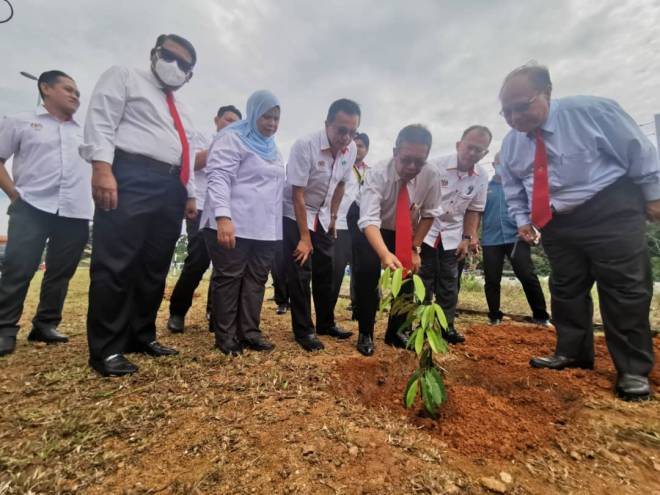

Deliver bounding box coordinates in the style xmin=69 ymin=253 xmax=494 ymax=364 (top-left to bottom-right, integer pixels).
xmin=90 ymin=354 xmax=138 ymax=377
xmin=357 ymin=333 xmax=374 ymax=356
xmin=529 ymin=355 xmax=594 ymax=370
xmin=216 ymin=341 xmax=243 ymax=356
xmin=276 ymin=304 xmax=288 ymax=315
xmin=167 ymin=314 xmax=185 ymax=333
xmin=0 ymin=336 xmax=16 ymax=356
xmin=384 ymin=331 xmax=409 ymax=349
xmin=206 ymin=310 xmax=212 ymax=322
xmin=243 ymin=335 xmax=275 ymax=352
xmin=616 ymin=374 xmax=651 ymax=401
xmin=317 ymin=325 xmax=353 ymax=339
xmin=136 ymin=341 xmax=179 ymax=357
xmin=295 ymin=334 xmax=325 ymax=351
xmin=443 ymin=328 xmax=465 ymax=344
xmin=27 ymin=326 xmax=68 ymax=344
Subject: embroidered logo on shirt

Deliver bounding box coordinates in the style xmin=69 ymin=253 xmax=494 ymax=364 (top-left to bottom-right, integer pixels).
xmin=441 ymin=179 xmax=449 ymax=187
xmin=318 ymin=161 xmax=325 ymax=167
xmin=466 ymin=185 xmax=474 ymax=195
xmin=30 ymin=122 xmax=43 ymax=130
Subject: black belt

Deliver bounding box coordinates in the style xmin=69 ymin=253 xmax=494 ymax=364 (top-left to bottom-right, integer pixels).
xmin=115 ymin=148 xmax=182 ymax=177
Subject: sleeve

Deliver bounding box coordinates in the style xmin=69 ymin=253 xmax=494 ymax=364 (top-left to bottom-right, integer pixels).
xmin=500 ymin=139 xmax=532 ymax=227
xmin=357 ymin=169 xmax=384 ymax=230
xmin=0 ymin=115 xmax=20 ymax=161
xmin=593 ymin=99 xmax=660 ymax=201
xmin=182 ymin=117 xmax=199 ymax=199
xmin=420 ymin=169 xmax=443 ymax=218
xmin=80 ymin=66 xmax=129 ymax=164
xmin=285 ymin=138 xmax=312 ymax=187
xmin=206 ymin=132 xmax=243 ymax=220
xmin=467 ymin=176 xmax=488 ymax=212
xmin=341 ymin=143 xmax=357 ymax=183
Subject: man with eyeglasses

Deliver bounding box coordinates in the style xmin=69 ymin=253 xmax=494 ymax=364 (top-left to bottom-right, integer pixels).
xmin=499 ymin=62 xmax=660 ymax=401
xmin=282 ymin=99 xmax=360 ymax=351
xmin=355 ymin=124 xmax=442 ymax=356
xmin=81 ymin=34 xmax=198 ymax=376
xmin=419 ymin=125 xmax=491 ymax=345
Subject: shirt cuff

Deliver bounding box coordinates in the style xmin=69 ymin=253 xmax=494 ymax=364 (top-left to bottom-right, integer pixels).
xmin=82 ymin=145 xmax=115 ymax=165
xmin=640 ymin=181 xmax=660 ymax=202
xmin=358 ymin=218 xmax=381 ymax=231
xmin=515 ymin=213 xmax=531 ymax=228
xmin=214 ymin=206 xmax=232 ymax=219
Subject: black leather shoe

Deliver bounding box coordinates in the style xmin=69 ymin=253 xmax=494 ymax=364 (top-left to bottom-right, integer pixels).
xmin=0 ymin=336 xmax=16 ymax=356
xmin=243 ymin=335 xmax=275 ymax=352
xmin=167 ymin=314 xmax=185 ymax=333
xmin=384 ymin=331 xmax=409 ymax=349
xmin=216 ymin=341 xmax=243 ymax=356
xmin=317 ymin=325 xmax=353 ymax=339
xmin=27 ymin=326 xmax=68 ymax=344
xmin=90 ymin=354 xmax=138 ymax=377
xmin=443 ymin=328 xmax=465 ymax=344
xmin=276 ymin=304 xmax=288 ymax=315
xmin=531 ymin=318 xmax=551 ymax=327
xmin=616 ymin=374 xmax=651 ymax=401
xmin=295 ymin=334 xmax=325 ymax=351
xmin=529 ymin=355 xmax=594 ymax=370
xmin=206 ymin=310 xmax=212 ymax=322
xmin=357 ymin=333 xmax=374 ymax=356
xmin=137 ymin=341 xmax=179 ymax=357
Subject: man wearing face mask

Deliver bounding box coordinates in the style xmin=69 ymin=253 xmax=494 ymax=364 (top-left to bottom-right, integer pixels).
xmin=81 ymin=34 xmax=198 ymax=376
xmin=282 ymin=99 xmax=360 ymax=351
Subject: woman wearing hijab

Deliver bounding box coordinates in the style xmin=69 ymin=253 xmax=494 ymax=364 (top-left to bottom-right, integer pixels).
xmin=201 ymin=90 xmax=283 ymax=355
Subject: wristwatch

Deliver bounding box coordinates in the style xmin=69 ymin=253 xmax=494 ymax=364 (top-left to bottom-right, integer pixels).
xmin=413 ymin=245 xmax=422 ymax=254
xmin=461 ymin=234 xmax=473 ymax=241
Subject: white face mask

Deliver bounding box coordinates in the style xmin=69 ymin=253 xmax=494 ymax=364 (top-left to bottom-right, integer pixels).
xmin=153 ymin=58 xmax=188 ymax=88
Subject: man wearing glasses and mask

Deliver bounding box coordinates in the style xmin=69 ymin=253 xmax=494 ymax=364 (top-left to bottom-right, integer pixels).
xmin=81 ymin=34 xmax=198 ymax=376
xmin=419 ymin=125 xmax=491 ymax=345
xmin=499 ymin=62 xmax=659 ymax=401
xmin=282 ymin=99 xmax=360 ymax=351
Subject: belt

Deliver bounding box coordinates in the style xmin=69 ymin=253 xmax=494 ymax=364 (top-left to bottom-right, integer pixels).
xmin=115 ymin=148 xmax=182 ymax=177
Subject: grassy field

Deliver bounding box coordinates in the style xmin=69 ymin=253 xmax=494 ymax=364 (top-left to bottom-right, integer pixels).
xmin=0 ymin=269 xmax=659 ymax=494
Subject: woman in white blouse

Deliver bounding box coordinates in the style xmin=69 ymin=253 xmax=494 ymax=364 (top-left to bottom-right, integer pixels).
xmin=201 ymin=90 xmax=284 ymax=355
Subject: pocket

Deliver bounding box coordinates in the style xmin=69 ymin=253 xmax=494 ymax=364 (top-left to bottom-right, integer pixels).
xmin=557 ymin=149 xmax=595 ymax=185
xmin=7 ymin=197 xmax=21 ymax=215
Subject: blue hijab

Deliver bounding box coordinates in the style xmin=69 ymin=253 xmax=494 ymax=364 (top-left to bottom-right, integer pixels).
xmin=224 ymin=90 xmax=280 ymax=161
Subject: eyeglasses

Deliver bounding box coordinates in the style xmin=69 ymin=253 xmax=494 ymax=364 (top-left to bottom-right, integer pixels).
xmin=398 ymin=156 xmax=426 ymax=168
xmin=331 ymin=124 xmax=358 ymax=138
xmin=499 ymin=94 xmax=539 ymax=117
xmin=157 ymin=47 xmax=194 ymax=73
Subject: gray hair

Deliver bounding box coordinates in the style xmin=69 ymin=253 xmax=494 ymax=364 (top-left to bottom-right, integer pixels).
xmin=500 ymin=61 xmax=552 ymax=97
xmin=395 ymin=124 xmax=432 ymax=151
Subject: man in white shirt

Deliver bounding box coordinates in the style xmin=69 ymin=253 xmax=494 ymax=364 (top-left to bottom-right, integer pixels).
xmin=282 ymin=99 xmax=360 ymax=351
xmin=167 ymin=105 xmax=242 ymax=334
xmin=355 ymin=124 xmax=442 ymax=356
xmin=0 ymin=71 xmax=92 ymax=357
xmin=419 ymin=125 xmax=491 ymax=345
xmin=82 ymin=34 xmax=198 ymax=376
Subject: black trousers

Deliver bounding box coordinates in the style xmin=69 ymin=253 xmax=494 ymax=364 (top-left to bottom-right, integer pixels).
xmin=0 ymin=199 xmax=88 ymax=337
xmin=329 ymin=228 xmax=353 ymax=318
xmin=271 ymin=240 xmax=288 ymax=305
xmin=87 ymin=151 xmax=187 ymax=361
xmin=541 ymin=178 xmax=654 ymax=376
xmin=203 ymin=231 xmax=275 ymax=347
xmin=283 ymin=216 xmax=335 ymax=338
xmin=482 ymin=242 xmax=549 ymax=321
xmin=418 ymin=244 xmax=459 ymax=330
xmin=169 ymin=211 xmax=212 ymax=318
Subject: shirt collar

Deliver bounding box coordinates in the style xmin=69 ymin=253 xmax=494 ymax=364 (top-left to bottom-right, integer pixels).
xmin=538 ymin=100 xmax=557 ymax=135
xmin=446 ymin=153 xmax=478 ymax=177
xmin=34 ymin=105 xmax=79 ymax=126
xmin=319 ymin=129 xmax=332 ymax=151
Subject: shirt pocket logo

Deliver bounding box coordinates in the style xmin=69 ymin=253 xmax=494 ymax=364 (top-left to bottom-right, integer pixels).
xmin=30 ymin=122 xmax=43 ymax=131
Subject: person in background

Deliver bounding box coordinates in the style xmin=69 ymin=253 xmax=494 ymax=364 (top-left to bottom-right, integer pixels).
xmin=201 ymin=90 xmax=283 ymax=355
xmin=0 ymin=70 xmax=92 ymax=357
xmin=499 ymin=61 xmax=659 ymax=401
xmin=167 ymin=105 xmax=242 ymax=333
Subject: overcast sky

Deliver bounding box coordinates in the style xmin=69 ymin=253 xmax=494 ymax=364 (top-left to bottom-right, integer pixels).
xmin=1 ymin=0 xmax=659 ymax=234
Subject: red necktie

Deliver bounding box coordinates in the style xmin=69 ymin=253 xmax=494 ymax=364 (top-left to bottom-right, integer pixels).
xmin=531 ymin=129 xmax=552 ymax=228
xmin=165 ymin=91 xmax=190 ymax=186
xmin=395 ymin=182 xmax=413 ymax=271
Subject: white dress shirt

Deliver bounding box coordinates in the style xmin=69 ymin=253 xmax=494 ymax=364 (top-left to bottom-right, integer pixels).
xmin=0 ymin=107 xmax=93 ymax=220
xmin=336 ymin=161 xmax=367 ymax=230
xmin=358 ymin=158 xmax=443 ymax=231
xmin=423 ymin=154 xmax=488 ymax=250
xmin=191 ymin=131 xmax=213 ymax=210
xmin=201 ymin=131 xmax=284 ymax=241
xmin=80 ymin=66 xmax=196 ymax=198
xmin=282 ymin=129 xmax=357 ymax=231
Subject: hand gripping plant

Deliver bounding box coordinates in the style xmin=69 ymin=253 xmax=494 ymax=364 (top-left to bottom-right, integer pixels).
xmin=379 ymin=267 xmax=449 ymax=418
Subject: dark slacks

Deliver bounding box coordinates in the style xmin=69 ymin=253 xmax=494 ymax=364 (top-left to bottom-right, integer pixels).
xmin=541 ymin=178 xmax=654 ymax=376
xmin=283 ymin=217 xmax=335 ymax=338
xmin=482 ymin=242 xmax=549 ymax=321
xmin=418 ymin=244 xmax=459 ymax=330
xmin=203 ymin=231 xmax=276 ymax=347
xmin=271 ymin=240 xmax=288 ymax=305
xmin=169 ymin=211 xmax=212 ymax=317
xmin=87 ymin=152 xmax=187 ymax=361
xmin=0 ymin=199 xmax=88 ymax=337
xmin=329 ymin=228 xmax=352 ymax=318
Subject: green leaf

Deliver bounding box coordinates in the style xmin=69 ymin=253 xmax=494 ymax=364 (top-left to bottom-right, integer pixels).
xmin=412 ymin=274 xmax=426 ymax=302
xmin=379 ymin=267 xmax=392 ymax=291
xmin=415 ymin=326 xmax=425 ymax=354
xmin=421 ymin=305 xmax=435 ymax=330
xmin=406 ymin=328 xmax=419 ymax=349
xmin=428 ymin=367 xmax=447 ymax=404
xmin=427 ymin=327 xmax=449 ymax=354
xmin=425 ymin=369 xmax=445 ymax=406
xmin=391 ymin=268 xmax=403 ymax=298
xmin=420 ymin=347 xmax=433 ymax=368
xmin=403 ymin=371 xmax=420 ymax=408
xmin=398 ymin=316 xmax=415 ymax=340
xmin=420 ymin=374 xmax=437 ymax=418
xmin=433 ymin=303 xmax=448 ymax=330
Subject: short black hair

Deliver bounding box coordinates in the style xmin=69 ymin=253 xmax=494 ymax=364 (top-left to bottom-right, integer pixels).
xmin=326 ymin=98 xmax=361 ymax=123
xmin=37 ymin=70 xmax=73 ymax=99
xmin=152 ymin=34 xmax=197 ymax=66
xmin=217 ymin=105 xmax=242 ymax=120
xmin=395 ymin=124 xmax=432 ymax=151
xmin=354 ymin=132 xmax=370 ymax=149
xmin=461 ymin=125 xmax=492 ymax=143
